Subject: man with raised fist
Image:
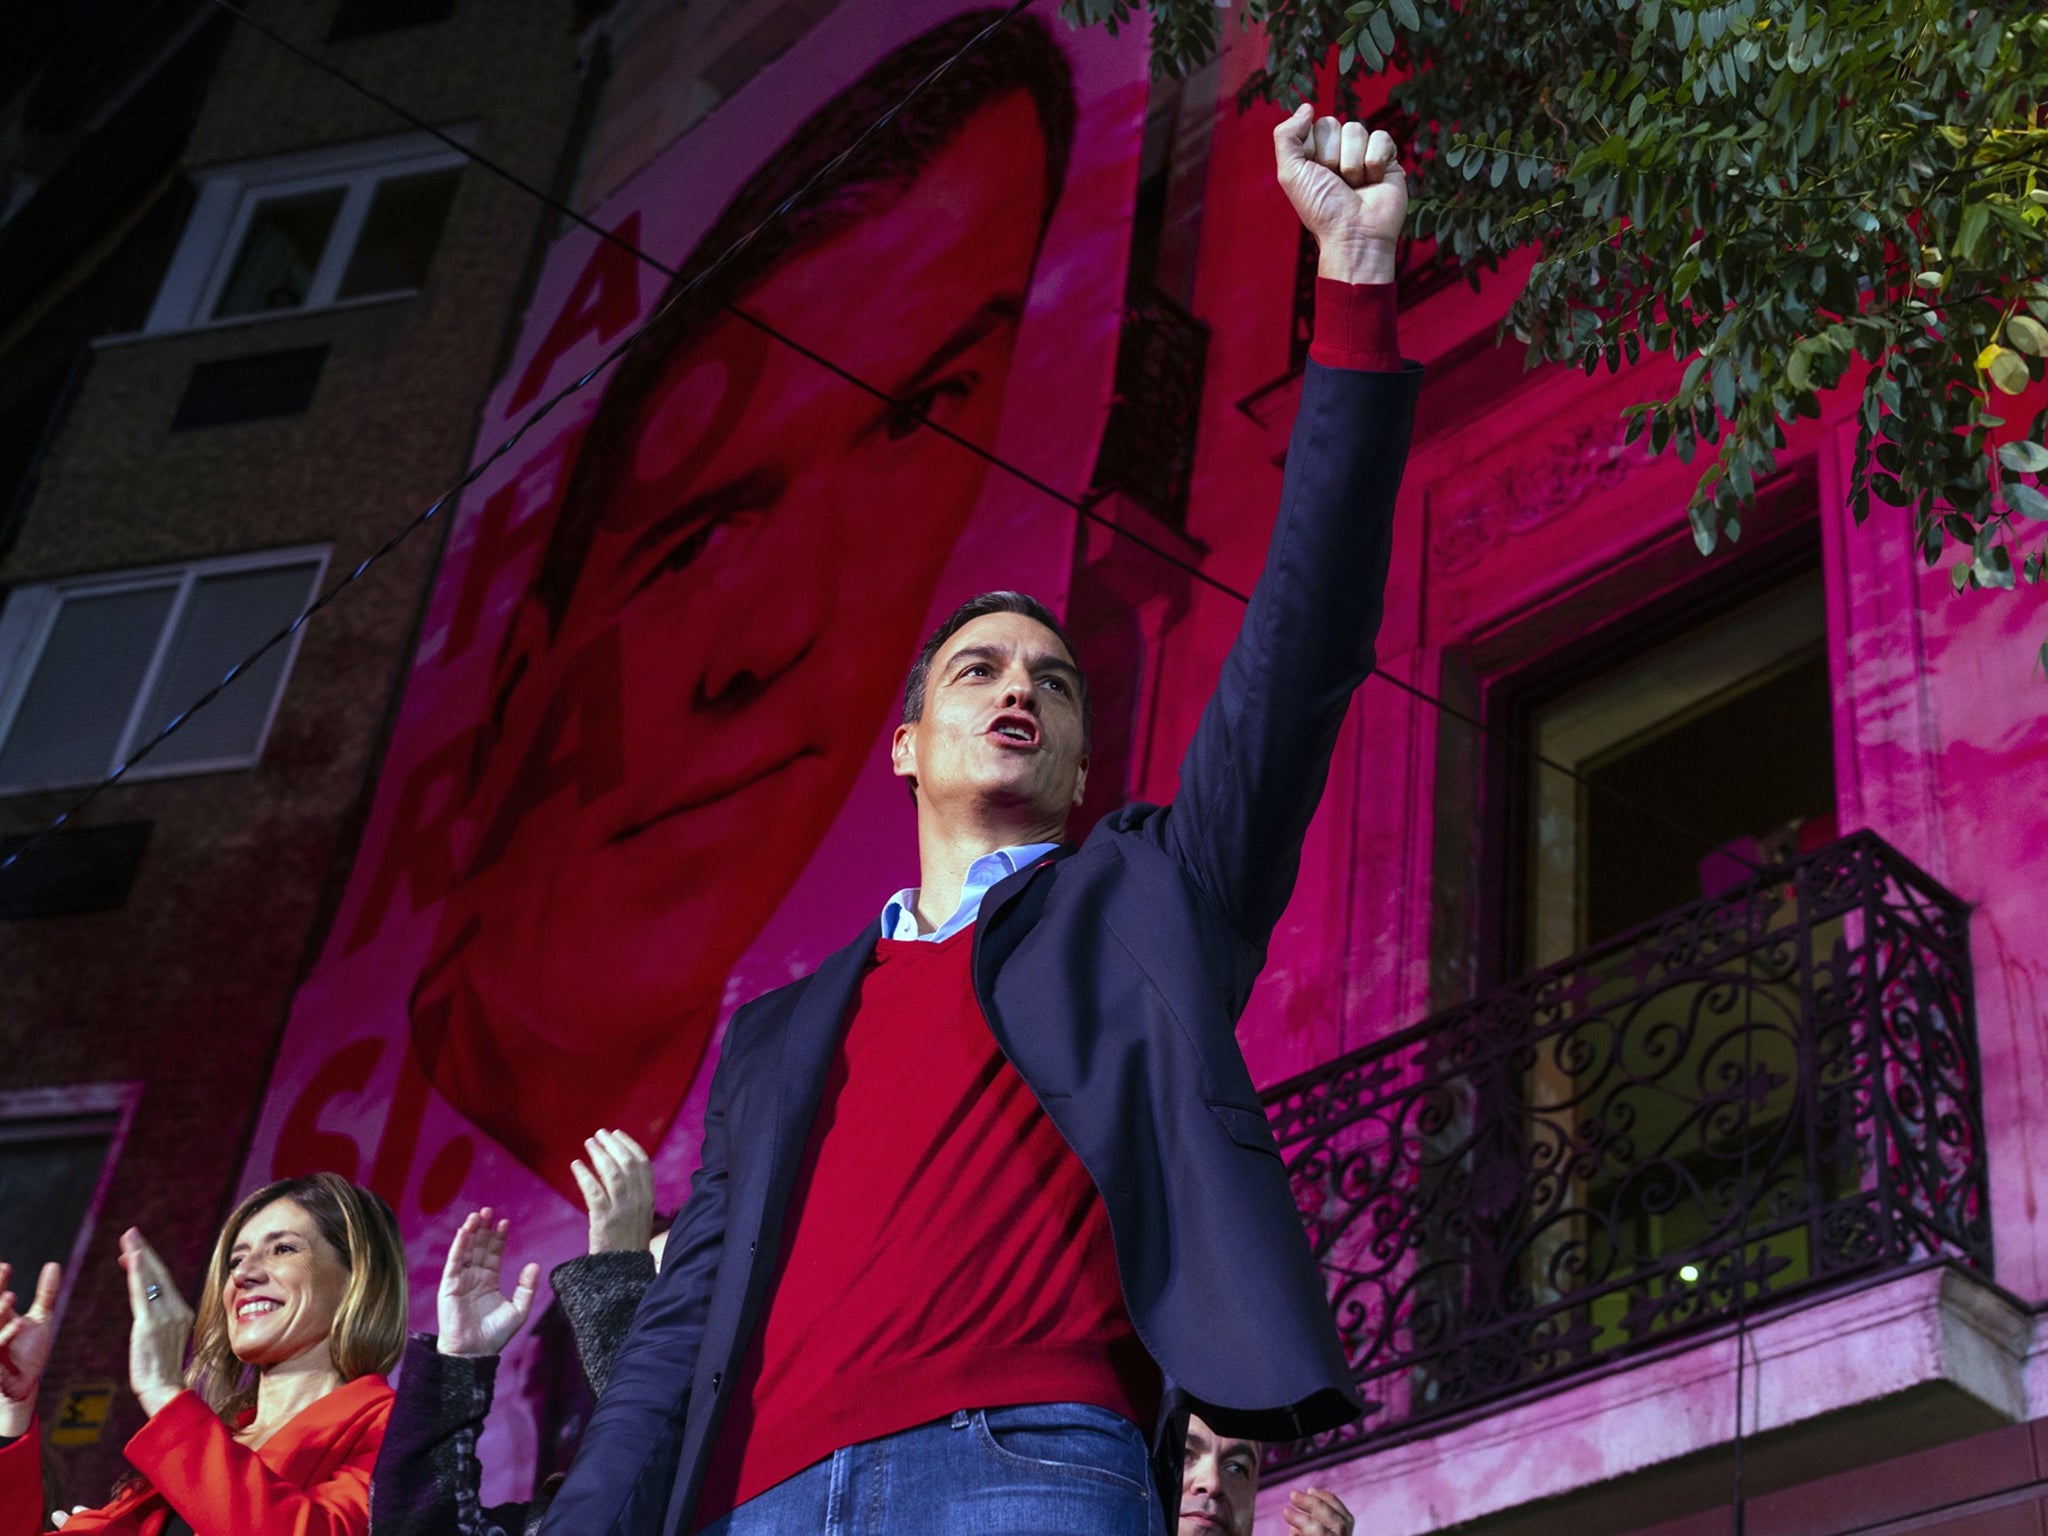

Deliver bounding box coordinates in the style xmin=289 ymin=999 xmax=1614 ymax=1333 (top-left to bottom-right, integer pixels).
xmin=542 ymin=102 xmax=1419 ymax=1536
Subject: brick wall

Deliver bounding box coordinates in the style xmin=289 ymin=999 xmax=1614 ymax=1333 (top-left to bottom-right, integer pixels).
xmin=0 ymin=0 xmax=581 ymax=1503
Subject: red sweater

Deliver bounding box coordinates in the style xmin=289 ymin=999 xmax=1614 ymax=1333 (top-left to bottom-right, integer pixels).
xmin=0 ymin=1375 xmax=390 ymax=1536
xmin=695 ymin=930 xmax=1158 ymax=1523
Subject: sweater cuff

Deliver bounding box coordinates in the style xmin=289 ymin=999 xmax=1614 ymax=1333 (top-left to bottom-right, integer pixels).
xmin=1307 ymin=278 xmax=1401 ymax=371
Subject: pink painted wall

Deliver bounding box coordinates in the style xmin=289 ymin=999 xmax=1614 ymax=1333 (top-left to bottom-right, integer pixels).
xmin=1139 ymin=22 xmax=2048 ymax=1323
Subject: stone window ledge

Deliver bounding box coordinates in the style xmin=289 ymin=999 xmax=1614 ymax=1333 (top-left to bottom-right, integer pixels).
xmin=1258 ymin=1264 xmax=2032 ymax=1536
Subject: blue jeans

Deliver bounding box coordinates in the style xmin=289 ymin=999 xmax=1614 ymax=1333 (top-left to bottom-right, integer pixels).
xmin=698 ymin=1402 xmax=1157 ymax=1535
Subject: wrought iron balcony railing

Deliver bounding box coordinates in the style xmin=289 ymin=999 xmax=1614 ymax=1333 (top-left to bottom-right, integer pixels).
xmin=1089 ymin=281 xmax=1208 ymax=531
xmin=1261 ymin=830 xmax=1987 ymax=1474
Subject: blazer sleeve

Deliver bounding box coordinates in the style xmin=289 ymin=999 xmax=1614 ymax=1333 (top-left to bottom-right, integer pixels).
xmin=126 ymin=1389 xmax=382 ymax=1536
xmin=0 ymin=1423 xmax=48 ymax=1536
xmin=1155 ymin=356 xmax=1422 ymax=952
xmin=539 ymin=1048 xmax=733 ymax=1536
xmin=369 ymin=1336 xmax=533 ymax=1536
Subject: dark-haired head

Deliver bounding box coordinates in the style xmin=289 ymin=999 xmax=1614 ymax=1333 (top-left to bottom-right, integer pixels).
xmin=902 ymin=589 xmax=1090 ymax=746
xmin=533 ymin=10 xmax=1078 ymax=632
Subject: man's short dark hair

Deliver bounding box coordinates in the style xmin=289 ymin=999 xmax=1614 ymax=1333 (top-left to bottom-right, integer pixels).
xmin=533 ymin=10 xmax=1078 ymax=632
xmin=901 ymin=590 xmax=1090 ymax=746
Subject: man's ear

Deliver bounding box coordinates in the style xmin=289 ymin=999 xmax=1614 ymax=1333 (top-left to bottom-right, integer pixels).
xmin=1069 ymin=750 xmax=1089 ymax=810
xmin=890 ymin=721 xmax=918 ymax=785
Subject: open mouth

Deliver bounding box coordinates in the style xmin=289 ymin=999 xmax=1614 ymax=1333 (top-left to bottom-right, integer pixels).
xmin=987 ymin=712 xmax=1039 ymax=747
xmin=611 ymin=747 xmax=820 ymax=843
xmin=236 ymin=1298 xmax=281 ymax=1321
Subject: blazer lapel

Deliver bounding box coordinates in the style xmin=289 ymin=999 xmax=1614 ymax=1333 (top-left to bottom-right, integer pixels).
xmin=971 ymin=844 xmax=1074 ymax=1001
xmin=758 ymin=928 xmax=876 ymax=1193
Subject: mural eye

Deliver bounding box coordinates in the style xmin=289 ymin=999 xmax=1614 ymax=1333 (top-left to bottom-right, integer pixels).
xmin=885 ymin=375 xmax=977 ymax=443
xmin=629 ymin=518 xmax=725 ymax=597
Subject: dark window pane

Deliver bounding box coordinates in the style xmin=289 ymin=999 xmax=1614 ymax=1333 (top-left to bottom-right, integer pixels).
xmin=1581 ymin=648 xmax=1835 ymax=945
xmin=139 ymin=561 xmax=322 ymax=768
xmin=327 ymin=0 xmax=456 ymax=43
xmin=0 ymin=822 xmax=153 ymax=922
xmin=336 ymin=166 xmax=460 ymax=298
xmin=214 ymin=186 xmax=345 ymax=318
xmin=171 ymin=346 xmax=328 ymax=430
xmin=0 ymin=1126 xmax=116 ymax=1278
xmin=0 ymin=584 xmax=175 ymax=789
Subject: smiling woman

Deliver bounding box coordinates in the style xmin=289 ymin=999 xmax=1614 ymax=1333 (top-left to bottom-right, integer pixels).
xmin=0 ymin=1173 xmax=404 ymax=1536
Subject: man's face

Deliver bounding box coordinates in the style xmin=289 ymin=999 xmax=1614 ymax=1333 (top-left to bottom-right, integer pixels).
xmin=441 ymin=92 xmax=1052 ymax=1049
xmin=891 ymin=610 xmax=1088 ymax=831
xmin=1180 ymin=1416 xmax=1260 ymax=1536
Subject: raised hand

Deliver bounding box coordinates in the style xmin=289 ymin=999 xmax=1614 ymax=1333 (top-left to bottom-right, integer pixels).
xmin=1273 ymin=103 xmax=1408 ymax=284
xmin=1284 ymin=1486 xmax=1357 ymax=1536
xmin=0 ymin=1259 xmax=63 ymax=1436
xmin=120 ymin=1230 xmax=195 ymax=1418
xmin=437 ymin=1208 xmax=540 ymax=1358
xmin=572 ymin=1129 xmax=655 ymax=1255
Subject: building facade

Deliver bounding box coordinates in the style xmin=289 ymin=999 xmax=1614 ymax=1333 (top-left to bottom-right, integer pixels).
xmin=1 ymin=2 xmax=2043 ymax=1531
xmin=0 ymin=0 xmax=585 ymax=1502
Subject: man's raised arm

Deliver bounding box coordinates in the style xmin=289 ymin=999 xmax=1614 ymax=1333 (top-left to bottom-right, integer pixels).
xmin=1157 ymin=107 xmax=1422 ymax=949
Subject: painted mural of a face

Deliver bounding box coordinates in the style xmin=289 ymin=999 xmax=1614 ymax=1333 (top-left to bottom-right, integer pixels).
xmin=410 ymin=12 xmax=1077 ymax=1193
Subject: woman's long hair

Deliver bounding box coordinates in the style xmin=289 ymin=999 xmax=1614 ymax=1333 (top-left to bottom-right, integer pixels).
xmin=185 ymin=1173 xmax=406 ymax=1420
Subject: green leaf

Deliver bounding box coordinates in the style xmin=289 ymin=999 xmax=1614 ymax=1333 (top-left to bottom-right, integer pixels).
xmin=1956 ymin=203 xmax=1991 ymax=263
xmin=1987 ymin=349 xmax=2032 ymax=396
xmin=1368 ymin=6 xmax=1397 ymax=57
xmin=1998 ymin=440 xmax=2048 ymax=475
xmin=2008 ymin=315 xmax=2048 ymax=358
xmin=2007 ymin=480 xmax=2048 ymax=522
xmin=1389 ymin=0 xmax=1420 ymax=31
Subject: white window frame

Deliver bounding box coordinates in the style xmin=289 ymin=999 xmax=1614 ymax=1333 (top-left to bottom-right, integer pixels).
xmin=0 ymin=1083 xmax=143 ymax=1344
xmin=144 ymin=127 xmax=474 ymax=335
xmin=0 ymin=544 xmax=330 ymax=795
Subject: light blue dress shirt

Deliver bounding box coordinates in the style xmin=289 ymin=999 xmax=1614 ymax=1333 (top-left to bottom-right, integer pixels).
xmin=878 ymin=842 xmax=1062 ymax=942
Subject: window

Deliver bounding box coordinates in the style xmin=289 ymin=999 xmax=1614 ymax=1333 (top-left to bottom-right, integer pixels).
xmin=0 ymin=1085 xmax=141 ymax=1328
xmin=1520 ymin=569 xmax=1835 ymax=968
xmin=327 ymin=0 xmax=457 ymax=42
xmin=144 ymin=131 xmax=468 ymax=333
xmin=0 ymin=546 xmax=327 ymax=794
xmin=1496 ymin=566 xmax=1842 ymax=1342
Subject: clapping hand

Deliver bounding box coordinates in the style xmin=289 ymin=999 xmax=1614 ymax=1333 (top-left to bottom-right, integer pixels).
xmin=0 ymin=1259 xmax=62 ymax=1437
xmin=437 ymin=1209 xmax=540 ymax=1359
xmin=1274 ymin=103 xmax=1407 ymax=284
xmin=572 ymin=1129 xmax=655 ymax=1255
xmin=120 ymin=1230 xmax=194 ymax=1418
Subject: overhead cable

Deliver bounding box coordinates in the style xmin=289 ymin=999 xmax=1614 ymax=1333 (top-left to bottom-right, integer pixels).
xmin=0 ymin=0 xmax=1035 ymax=878
xmin=6 ymin=0 xmax=1764 ymax=887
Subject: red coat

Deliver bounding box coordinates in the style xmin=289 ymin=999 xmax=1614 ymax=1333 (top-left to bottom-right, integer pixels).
xmin=0 ymin=1375 xmax=390 ymax=1536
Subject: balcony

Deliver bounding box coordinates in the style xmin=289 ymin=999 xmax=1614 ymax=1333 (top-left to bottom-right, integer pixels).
xmin=1262 ymin=830 xmax=1988 ymax=1476
xmin=1088 ymin=282 xmax=1209 ymax=531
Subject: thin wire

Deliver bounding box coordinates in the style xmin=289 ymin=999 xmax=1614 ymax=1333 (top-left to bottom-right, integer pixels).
xmin=1732 ymin=934 xmax=1756 ymax=1535
xmin=203 ymin=0 xmax=1772 ymax=877
xmin=4 ymin=0 xmax=1763 ymax=888
xmin=0 ymin=0 xmax=1035 ymax=878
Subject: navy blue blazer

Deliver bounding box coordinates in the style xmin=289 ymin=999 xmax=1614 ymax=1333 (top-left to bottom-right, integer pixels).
xmin=539 ymin=357 xmax=1423 ymax=1535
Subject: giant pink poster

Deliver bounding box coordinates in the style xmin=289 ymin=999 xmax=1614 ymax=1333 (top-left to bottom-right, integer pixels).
xmin=240 ymin=1 xmax=1148 ymax=1493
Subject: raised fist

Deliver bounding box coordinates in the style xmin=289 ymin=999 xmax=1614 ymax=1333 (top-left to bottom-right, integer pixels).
xmin=1274 ymin=104 xmax=1408 ymax=284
